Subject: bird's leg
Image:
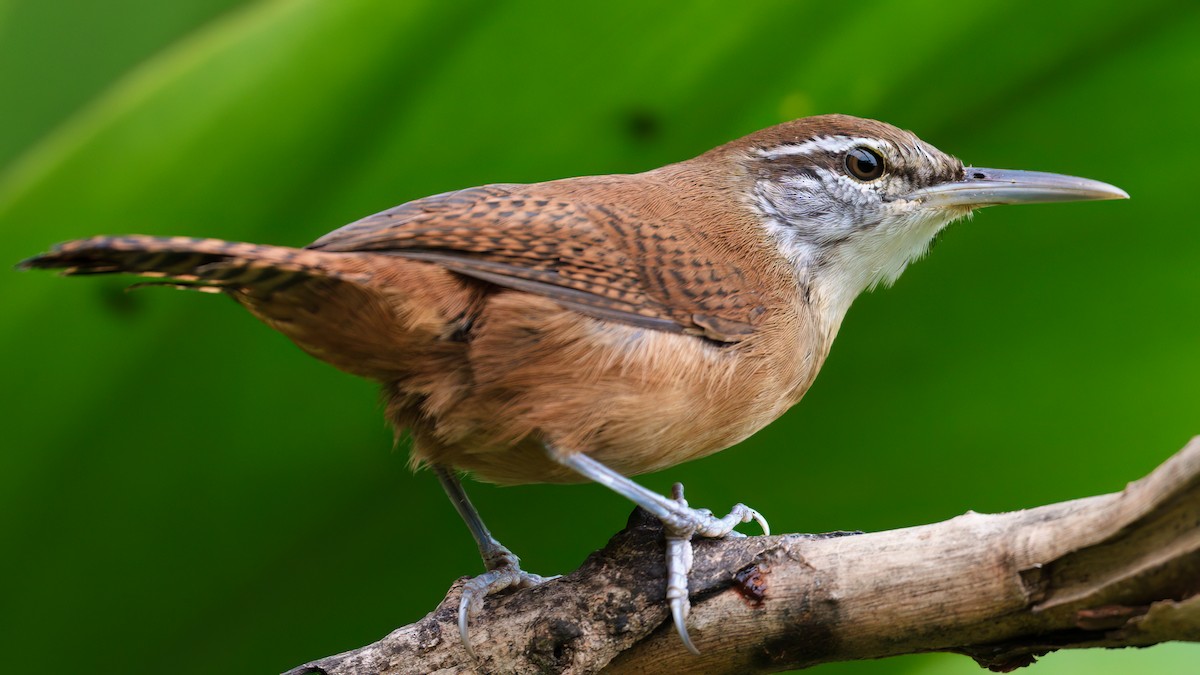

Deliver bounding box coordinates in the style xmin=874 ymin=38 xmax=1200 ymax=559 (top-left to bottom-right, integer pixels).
xmin=434 ymin=465 xmax=557 ymax=659
xmin=547 ymin=448 xmax=769 ymax=655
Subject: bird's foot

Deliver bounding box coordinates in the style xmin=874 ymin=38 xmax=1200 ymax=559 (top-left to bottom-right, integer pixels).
xmin=662 ymin=482 xmax=769 ymax=654
xmin=546 ymin=450 xmax=769 ymax=655
xmin=458 ymin=546 xmax=558 ymax=659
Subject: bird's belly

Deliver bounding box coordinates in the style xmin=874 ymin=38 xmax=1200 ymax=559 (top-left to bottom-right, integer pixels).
xmin=404 ymin=294 xmax=811 ymax=485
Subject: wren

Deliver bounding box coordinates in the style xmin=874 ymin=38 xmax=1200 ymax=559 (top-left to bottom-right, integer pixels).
xmin=20 ymin=114 xmax=1127 ymax=656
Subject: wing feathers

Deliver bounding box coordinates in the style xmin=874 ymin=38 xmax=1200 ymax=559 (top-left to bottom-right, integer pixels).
xmin=309 ymin=181 xmax=764 ymax=342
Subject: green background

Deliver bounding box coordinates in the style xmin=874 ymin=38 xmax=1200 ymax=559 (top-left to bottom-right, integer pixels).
xmin=2 ymin=1 xmax=1197 ymax=673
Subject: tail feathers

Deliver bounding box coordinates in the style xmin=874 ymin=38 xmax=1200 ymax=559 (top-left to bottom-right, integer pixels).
xmin=20 ymin=235 xmax=365 ymax=295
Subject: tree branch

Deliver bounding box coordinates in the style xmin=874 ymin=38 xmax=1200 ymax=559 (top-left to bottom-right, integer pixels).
xmin=285 ymin=438 xmax=1200 ymax=674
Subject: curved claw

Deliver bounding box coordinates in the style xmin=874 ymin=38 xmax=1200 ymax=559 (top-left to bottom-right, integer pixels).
xmin=458 ymin=570 xmax=497 ymax=660
xmin=669 ymin=586 xmax=700 ymax=656
xmin=457 ymin=566 xmax=559 ymax=660
xmin=660 ymin=486 xmax=770 ymax=655
xmin=549 ymin=459 xmax=772 ymax=657
xmin=747 ymin=506 xmax=770 ymax=536
xmin=665 ymin=529 xmax=698 ymax=652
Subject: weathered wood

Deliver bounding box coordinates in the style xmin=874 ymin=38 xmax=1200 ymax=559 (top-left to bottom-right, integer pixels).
xmin=285 ymin=438 xmax=1200 ymax=674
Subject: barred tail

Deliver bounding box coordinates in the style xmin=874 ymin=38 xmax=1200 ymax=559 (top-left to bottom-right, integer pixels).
xmin=19 ymin=235 xmax=362 ymax=294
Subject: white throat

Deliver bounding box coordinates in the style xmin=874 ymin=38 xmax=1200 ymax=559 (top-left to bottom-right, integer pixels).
xmin=753 ymin=179 xmax=967 ymax=329
xmin=808 ymin=206 xmax=964 ymax=318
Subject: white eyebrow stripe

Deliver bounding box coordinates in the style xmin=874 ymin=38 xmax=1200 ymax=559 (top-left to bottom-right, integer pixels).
xmin=756 ymin=136 xmax=880 ymax=159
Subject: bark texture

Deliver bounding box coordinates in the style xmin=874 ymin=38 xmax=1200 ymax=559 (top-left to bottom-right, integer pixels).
xmin=285 ymin=438 xmax=1200 ymax=674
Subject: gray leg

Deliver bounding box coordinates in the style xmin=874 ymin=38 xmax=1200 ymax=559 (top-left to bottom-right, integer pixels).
xmin=435 ymin=466 xmax=557 ymax=659
xmin=547 ymin=448 xmax=768 ymax=655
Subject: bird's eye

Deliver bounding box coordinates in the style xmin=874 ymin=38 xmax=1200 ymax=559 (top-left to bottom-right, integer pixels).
xmin=845 ymin=147 xmax=885 ymax=181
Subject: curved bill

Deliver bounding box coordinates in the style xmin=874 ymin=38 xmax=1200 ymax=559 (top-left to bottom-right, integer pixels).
xmin=910 ymin=167 xmax=1129 ymax=208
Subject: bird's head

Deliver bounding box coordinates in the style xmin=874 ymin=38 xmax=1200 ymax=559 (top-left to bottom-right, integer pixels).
xmin=724 ymin=114 xmax=1127 ymax=316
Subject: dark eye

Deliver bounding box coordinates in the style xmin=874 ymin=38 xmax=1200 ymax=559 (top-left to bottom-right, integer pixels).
xmin=845 ymin=146 xmax=885 ymax=181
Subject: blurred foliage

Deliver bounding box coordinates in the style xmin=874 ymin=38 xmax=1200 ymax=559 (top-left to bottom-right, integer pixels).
xmin=2 ymin=1 xmax=1198 ymax=673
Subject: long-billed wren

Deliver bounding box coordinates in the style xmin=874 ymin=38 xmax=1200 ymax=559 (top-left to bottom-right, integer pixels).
xmin=21 ymin=114 xmax=1127 ymax=656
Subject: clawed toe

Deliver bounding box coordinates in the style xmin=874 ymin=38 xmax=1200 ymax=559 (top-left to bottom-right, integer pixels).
xmin=458 ymin=563 xmax=557 ymax=659
xmin=663 ymin=482 xmax=768 ymax=654
xmin=548 ymin=453 xmax=771 ymax=656
xmin=434 ymin=467 xmax=560 ymax=659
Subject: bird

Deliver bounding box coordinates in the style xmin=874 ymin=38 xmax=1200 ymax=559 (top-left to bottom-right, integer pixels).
xmin=19 ymin=114 xmax=1127 ymax=657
